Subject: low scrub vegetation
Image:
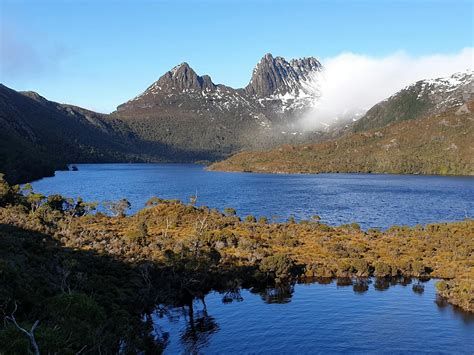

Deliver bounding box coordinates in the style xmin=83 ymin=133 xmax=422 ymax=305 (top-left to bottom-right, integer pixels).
xmin=209 ymin=102 xmax=474 ymax=175
xmin=0 ymin=175 xmax=472 ymax=353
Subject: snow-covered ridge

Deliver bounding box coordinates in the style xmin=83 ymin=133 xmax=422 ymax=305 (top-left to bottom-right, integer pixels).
xmin=375 ymin=70 xmax=473 ymax=106
xmin=415 ymin=70 xmax=473 ymax=98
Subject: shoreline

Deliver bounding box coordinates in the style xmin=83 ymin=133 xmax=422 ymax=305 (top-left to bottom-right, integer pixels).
xmin=207 ymin=164 xmax=474 ymax=177
xmin=1 ymin=175 xmax=472 ymax=313
xmin=1 ymin=175 xmax=472 ymax=352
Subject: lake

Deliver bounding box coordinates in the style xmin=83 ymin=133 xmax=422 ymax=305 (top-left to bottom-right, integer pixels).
xmin=29 ymin=163 xmax=474 ymax=353
xmin=152 ymin=278 xmax=474 ymax=354
xmin=31 ymin=163 xmax=474 ymax=230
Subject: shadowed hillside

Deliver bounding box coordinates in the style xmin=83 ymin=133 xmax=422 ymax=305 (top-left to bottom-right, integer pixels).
xmin=0 ymin=85 xmax=212 ymax=184
xmin=0 ymin=85 xmax=150 ymax=184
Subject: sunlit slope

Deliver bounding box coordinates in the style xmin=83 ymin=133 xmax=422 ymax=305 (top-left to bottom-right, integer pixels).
xmin=209 ymin=101 xmax=474 ymax=175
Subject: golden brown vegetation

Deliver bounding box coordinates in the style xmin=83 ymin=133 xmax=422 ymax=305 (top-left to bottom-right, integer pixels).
xmin=1 ymin=177 xmax=473 ymax=353
xmin=209 ymin=102 xmax=474 ymax=175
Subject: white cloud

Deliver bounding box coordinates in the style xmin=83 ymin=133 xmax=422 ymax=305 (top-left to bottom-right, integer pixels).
xmin=300 ymin=48 xmax=474 ymax=129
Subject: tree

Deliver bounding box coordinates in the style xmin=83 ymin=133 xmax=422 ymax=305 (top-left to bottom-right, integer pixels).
xmin=0 ymin=174 xmax=23 ymax=207
xmin=223 ymin=208 xmax=236 ymax=216
xmin=27 ymin=193 xmax=46 ymax=213
xmin=72 ymin=198 xmax=98 ymax=217
xmin=189 ymin=190 xmax=198 ymax=206
xmin=4 ymin=302 xmax=40 ymax=355
xmin=103 ymin=199 xmax=131 ymax=217
xmin=45 ymin=194 xmax=68 ymax=213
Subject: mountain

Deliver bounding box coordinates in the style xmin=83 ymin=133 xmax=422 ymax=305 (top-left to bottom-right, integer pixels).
xmin=245 ymin=53 xmax=322 ymax=111
xmin=0 ymin=84 xmax=152 ymax=183
xmin=209 ymin=100 xmax=474 ymax=175
xmin=0 ymin=53 xmax=325 ymax=183
xmin=353 ymin=71 xmax=473 ymax=132
xmin=113 ymin=54 xmax=324 ymax=160
xmin=2 ymin=56 xmax=472 ymax=183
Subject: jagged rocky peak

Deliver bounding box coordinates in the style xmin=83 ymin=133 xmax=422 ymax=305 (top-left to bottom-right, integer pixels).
xmin=245 ymin=53 xmax=322 ymax=98
xmin=142 ymin=62 xmax=217 ymax=96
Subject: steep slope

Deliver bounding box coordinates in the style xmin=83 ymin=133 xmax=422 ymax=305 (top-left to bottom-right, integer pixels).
xmin=0 ymin=84 xmax=149 ymax=183
xmin=3 ymin=58 xmax=472 ymax=183
xmin=209 ymin=101 xmax=474 ymax=175
xmin=113 ymin=54 xmax=324 ymax=159
xmin=353 ymin=71 xmax=473 ymax=132
xmin=245 ymin=53 xmax=322 ymax=112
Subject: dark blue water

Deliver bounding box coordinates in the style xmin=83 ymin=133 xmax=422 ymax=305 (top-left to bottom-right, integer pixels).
xmin=30 ymin=164 xmax=474 ymax=352
xmin=31 ymin=163 xmax=474 ymax=229
xmin=153 ymin=279 xmax=474 ymax=354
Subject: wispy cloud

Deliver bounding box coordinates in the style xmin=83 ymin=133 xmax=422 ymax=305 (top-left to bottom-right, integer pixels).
xmin=300 ymin=48 xmax=474 ymax=129
xmin=0 ymin=26 xmax=68 ymax=80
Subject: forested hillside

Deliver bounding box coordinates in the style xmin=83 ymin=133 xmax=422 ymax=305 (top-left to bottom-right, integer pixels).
xmin=209 ymin=101 xmax=474 ymax=175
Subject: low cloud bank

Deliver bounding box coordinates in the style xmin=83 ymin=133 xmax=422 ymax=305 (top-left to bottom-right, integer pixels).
xmin=301 ymin=48 xmax=473 ymax=130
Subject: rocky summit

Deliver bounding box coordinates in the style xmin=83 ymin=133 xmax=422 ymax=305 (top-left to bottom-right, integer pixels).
xmin=114 ymin=54 xmax=325 ymax=160
xmin=245 ymin=53 xmax=322 ymax=108
xmin=1 ymin=54 xmax=472 ymax=184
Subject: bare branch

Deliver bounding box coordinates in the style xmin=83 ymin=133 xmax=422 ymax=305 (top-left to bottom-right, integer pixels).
xmin=5 ymin=301 xmax=41 ymax=355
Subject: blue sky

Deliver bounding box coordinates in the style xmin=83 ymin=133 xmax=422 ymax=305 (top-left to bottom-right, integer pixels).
xmin=1 ymin=0 xmax=473 ymax=112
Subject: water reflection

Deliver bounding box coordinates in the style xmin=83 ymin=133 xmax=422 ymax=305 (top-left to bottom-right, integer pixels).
xmin=222 ymin=289 xmax=244 ymax=304
xmin=180 ymin=298 xmax=220 ymax=354
xmin=412 ymin=283 xmax=425 ymax=294
xmin=435 ymin=296 xmax=474 ymax=325
xmin=152 ymin=277 xmax=474 ymax=354
xmin=249 ymin=283 xmax=295 ymax=304
xmin=352 ymin=278 xmax=370 ymax=293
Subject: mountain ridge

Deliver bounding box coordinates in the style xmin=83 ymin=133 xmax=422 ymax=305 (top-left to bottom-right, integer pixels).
xmin=353 ymin=71 xmax=473 ymax=132
xmin=209 ymin=100 xmax=474 ymax=175
xmin=113 ymin=53 xmax=326 ymax=161
xmin=1 ymin=54 xmax=472 ymax=183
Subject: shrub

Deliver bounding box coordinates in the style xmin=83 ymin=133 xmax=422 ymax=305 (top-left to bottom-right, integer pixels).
xmin=352 ymin=259 xmax=369 ymax=276
xmin=374 ymin=262 xmax=391 ymax=277
xmin=45 ymin=194 xmax=68 ymax=213
xmin=224 ymin=207 xmax=237 ymax=216
xmin=145 ymin=196 xmax=164 ymax=207
xmin=259 ymin=254 xmax=295 ymax=279
xmin=410 ymin=261 xmax=425 ymax=276
xmin=435 ymin=280 xmax=448 ymax=292
xmin=125 ymin=219 xmax=148 ymax=245
xmin=245 ymin=215 xmax=257 ymax=223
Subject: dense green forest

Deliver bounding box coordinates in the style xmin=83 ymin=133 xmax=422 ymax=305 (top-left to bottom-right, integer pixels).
xmin=0 ymin=176 xmax=472 ymax=353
